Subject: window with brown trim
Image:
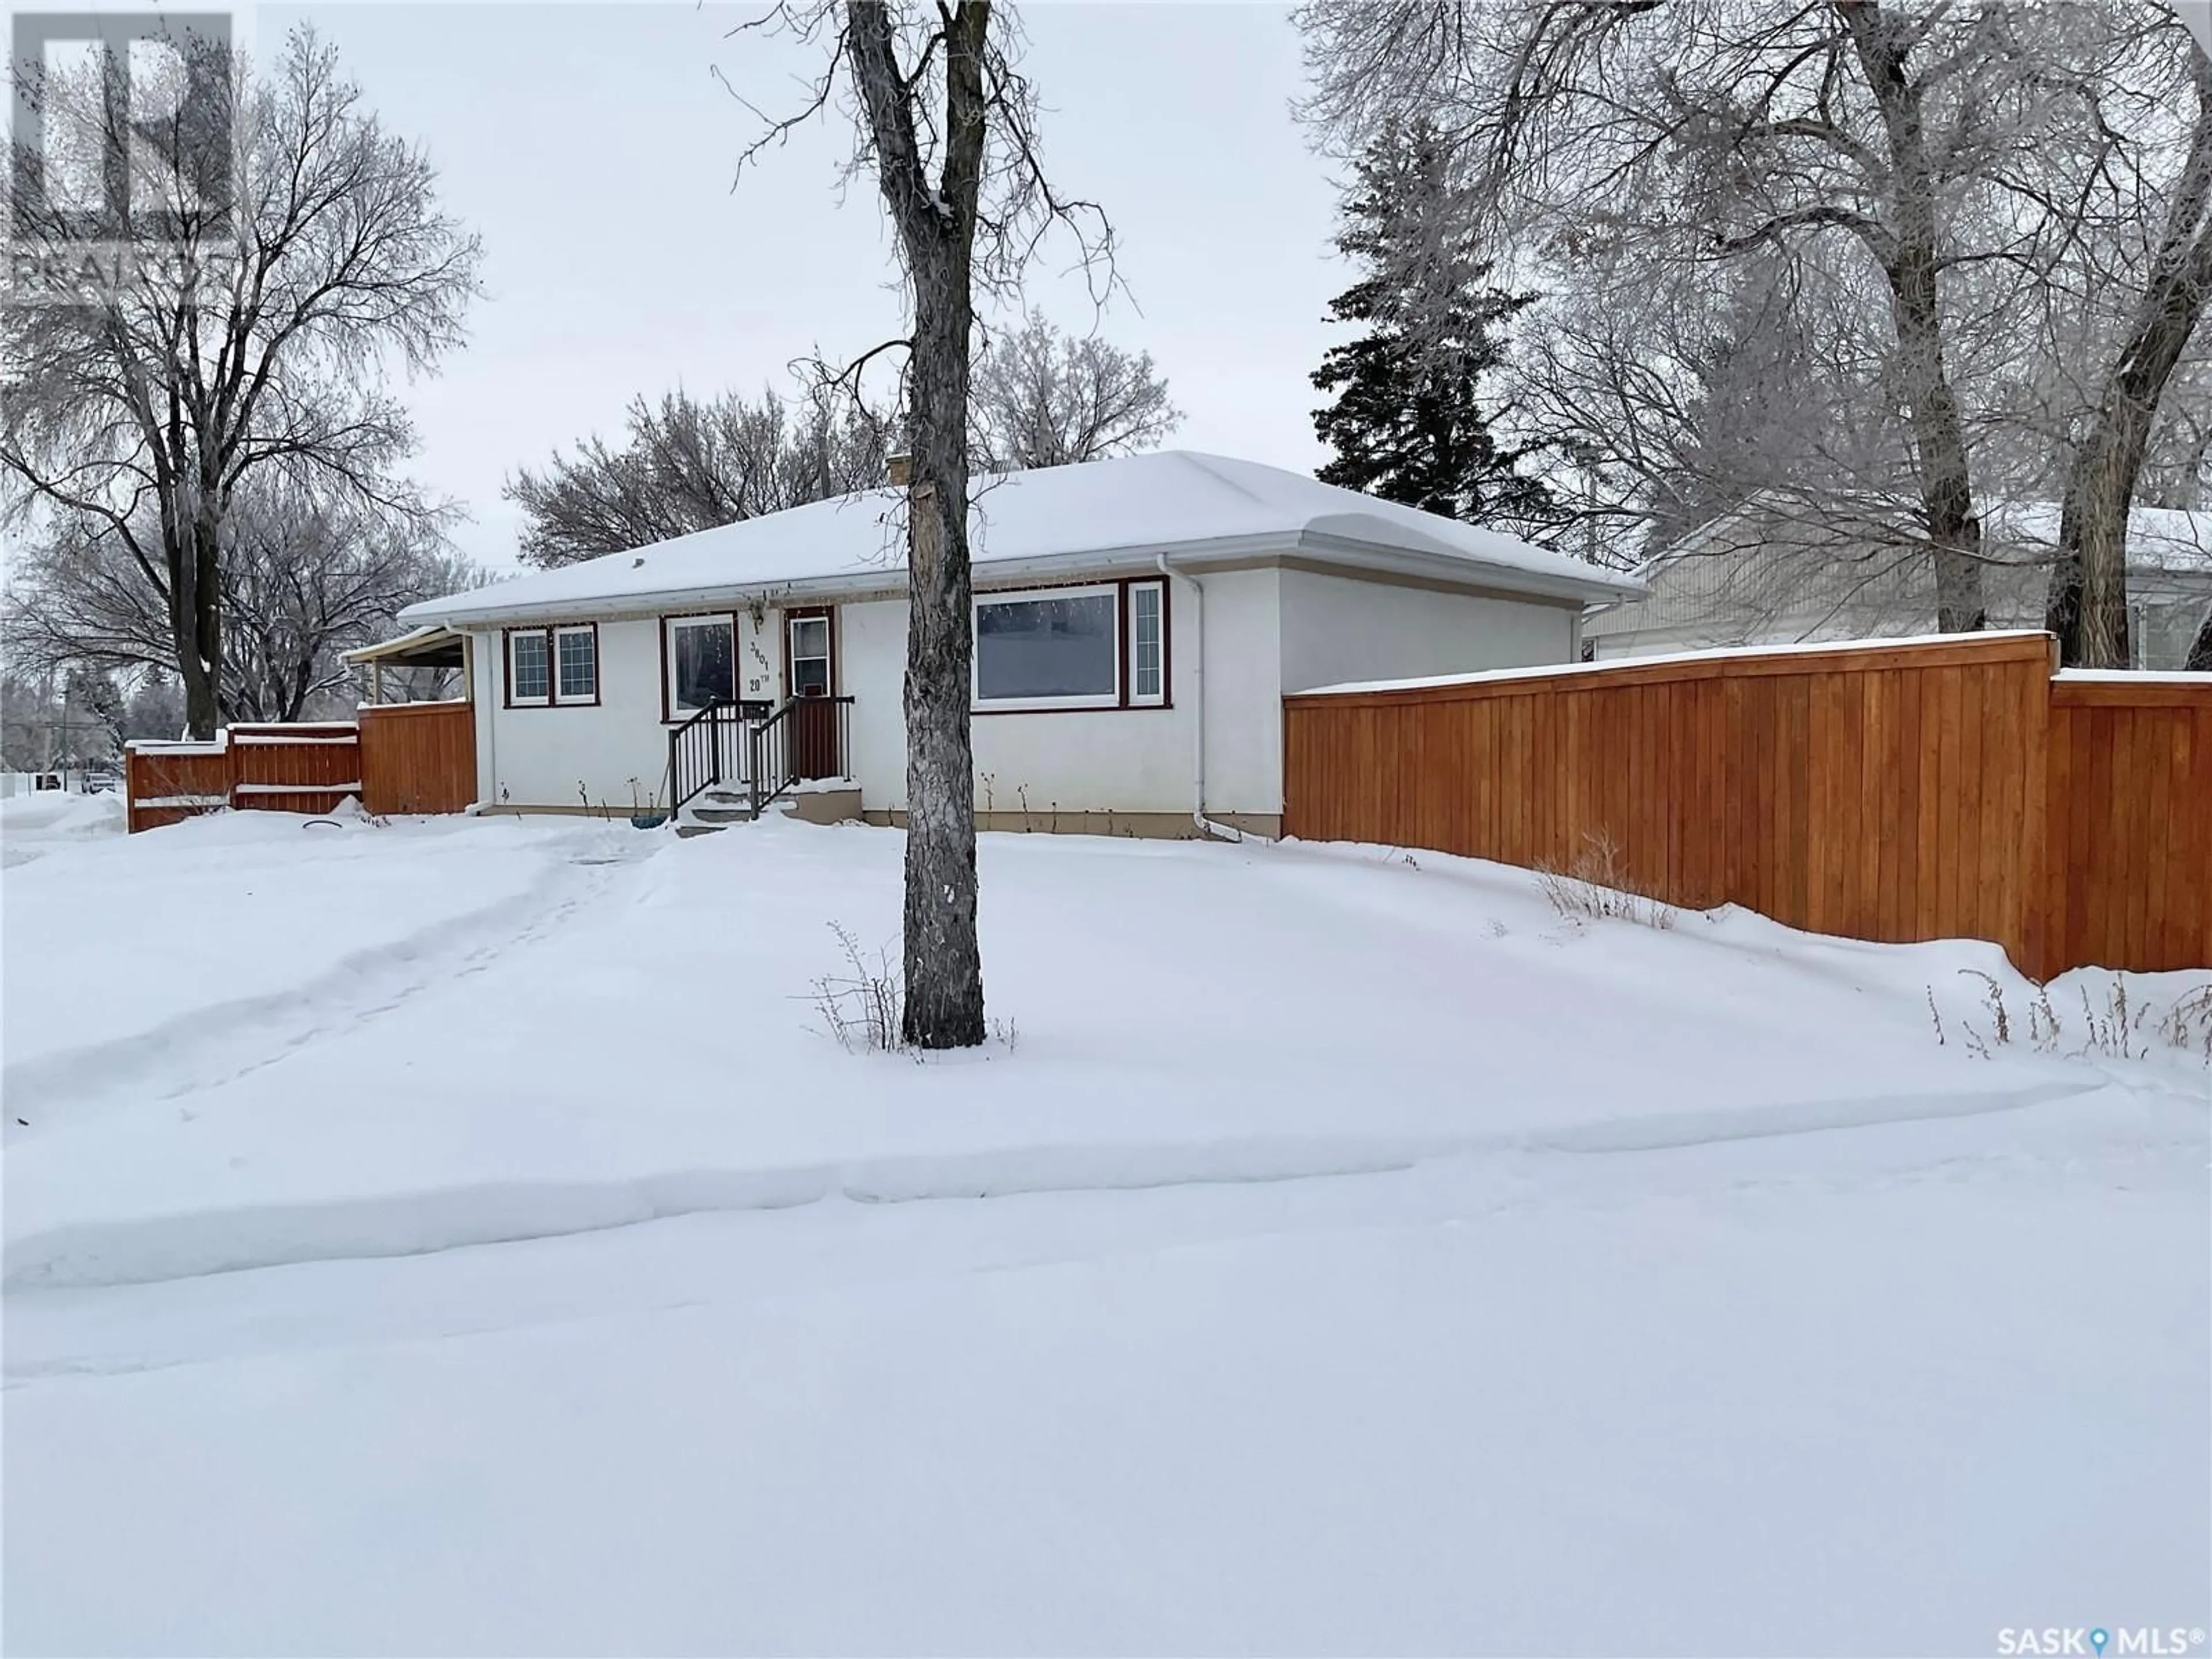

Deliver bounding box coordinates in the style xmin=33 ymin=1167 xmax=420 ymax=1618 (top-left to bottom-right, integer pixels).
xmin=971 ymin=579 xmax=1168 ymax=713
xmin=1127 ymin=581 xmax=1165 ymax=706
xmin=505 ymin=624 xmax=599 ymax=707
xmin=789 ymin=612 xmax=832 ymax=697
xmin=507 ymin=630 xmax=549 ymax=705
xmin=665 ymin=614 xmax=737 ymax=716
xmin=555 ymin=625 xmax=597 ymax=702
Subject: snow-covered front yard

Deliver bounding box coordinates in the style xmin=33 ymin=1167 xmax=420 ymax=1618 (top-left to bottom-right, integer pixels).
xmin=4 ymin=800 xmax=2207 ymax=1656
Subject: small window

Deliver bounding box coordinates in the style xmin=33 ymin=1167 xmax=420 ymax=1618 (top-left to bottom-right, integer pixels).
xmin=555 ymin=626 xmax=597 ymax=702
xmin=509 ymin=631 xmax=549 ymax=704
xmin=667 ymin=616 xmax=735 ymax=714
xmin=789 ymin=614 xmax=831 ymax=696
xmin=974 ymin=585 xmax=1120 ymax=709
xmin=1128 ymin=581 xmax=1165 ymax=706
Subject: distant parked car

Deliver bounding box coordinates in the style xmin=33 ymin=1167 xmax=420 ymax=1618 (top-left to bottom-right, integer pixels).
xmin=81 ymin=768 xmax=119 ymax=794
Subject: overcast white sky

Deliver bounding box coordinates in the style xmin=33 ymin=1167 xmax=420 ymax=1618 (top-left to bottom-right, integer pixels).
xmin=262 ymin=2 xmax=1349 ymax=571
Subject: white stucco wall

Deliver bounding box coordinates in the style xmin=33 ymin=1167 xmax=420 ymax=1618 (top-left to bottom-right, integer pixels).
xmin=841 ymin=569 xmax=1282 ymax=819
xmin=1275 ymin=566 xmax=1578 ymax=692
xmin=475 ymin=618 xmax=672 ymax=812
xmin=468 ymin=630 xmax=497 ymax=804
xmin=1195 ymin=567 xmax=1284 ymax=816
xmin=737 ymin=608 xmax=780 ymax=703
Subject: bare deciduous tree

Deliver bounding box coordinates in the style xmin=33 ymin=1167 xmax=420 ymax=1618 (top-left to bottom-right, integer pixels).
xmin=5 ymin=482 xmax=480 ymax=722
xmin=0 ymin=27 xmax=479 ymax=736
xmin=1298 ymin=0 xmax=2212 ymax=658
xmin=971 ymin=310 xmax=1177 ymax=470
xmin=732 ymin=0 xmax=1114 ymax=1050
xmin=1297 ymin=0 xmax=2031 ymax=629
xmin=506 ymin=384 xmax=890 ymax=566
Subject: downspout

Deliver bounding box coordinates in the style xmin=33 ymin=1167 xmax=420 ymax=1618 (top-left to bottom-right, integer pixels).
xmin=1155 ymin=553 xmax=1267 ymax=844
xmin=472 ymin=632 xmax=496 ymax=815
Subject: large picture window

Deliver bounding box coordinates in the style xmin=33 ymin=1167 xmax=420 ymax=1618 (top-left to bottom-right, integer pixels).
xmin=974 ymin=586 xmax=1121 ymax=709
xmin=665 ymin=615 xmax=736 ymax=715
xmin=506 ymin=624 xmax=597 ymax=707
xmin=972 ymin=581 xmax=1168 ymax=712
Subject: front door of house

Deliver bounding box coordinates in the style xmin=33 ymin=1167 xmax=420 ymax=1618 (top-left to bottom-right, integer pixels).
xmin=786 ymin=609 xmax=841 ymax=779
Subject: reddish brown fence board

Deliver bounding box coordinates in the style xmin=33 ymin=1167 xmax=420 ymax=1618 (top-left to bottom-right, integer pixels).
xmin=122 ymin=745 xmax=234 ymax=833
xmin=229 ymin=723 xmax=363 ymax=815
xmin=1283 ymin=635 xmax=2212 ymax=979
xmin=2032 ymin=680 xmax=2212 ymax=979
xmin=126 ymin=706 xmax=474 ymax=831
xmin=360 ymin=702 xmax=476 ymax=815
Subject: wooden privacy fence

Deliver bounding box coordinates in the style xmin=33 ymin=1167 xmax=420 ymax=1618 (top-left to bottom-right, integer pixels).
xmin=1282 ymin=633 xmax=2211 ymax=980
xmin=126 ymin=702 xmax=475 ymax=831
xmin=358 ymin=702 xmax=477 ymax=815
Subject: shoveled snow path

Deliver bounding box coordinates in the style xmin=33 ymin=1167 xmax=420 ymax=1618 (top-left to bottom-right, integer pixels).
xmin=3 ymin=828 xmax=651 ymax=1142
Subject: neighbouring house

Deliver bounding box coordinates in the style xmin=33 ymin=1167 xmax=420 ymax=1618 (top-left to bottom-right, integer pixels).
xmin=1582 ymin=498 xmax=2212 ymax=669
xmin=389 ymin=450 xmax=1639 ymax=835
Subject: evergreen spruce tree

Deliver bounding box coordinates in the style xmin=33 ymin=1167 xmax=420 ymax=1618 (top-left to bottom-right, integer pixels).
xmin=1312 ymin=122 xmax=1552 ymax=525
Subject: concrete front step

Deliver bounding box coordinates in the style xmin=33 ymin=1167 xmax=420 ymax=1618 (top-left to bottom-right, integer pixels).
xmin=674 ymin=821 xmax=726 ymax=838
xmin=688 ymin=805 xmax=751 ymax=824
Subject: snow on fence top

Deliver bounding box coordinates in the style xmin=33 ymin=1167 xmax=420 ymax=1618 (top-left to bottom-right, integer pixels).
xmin=2055 ymin=668 xmax=2212 ymax=685
xmin=124 ymin=734 xmax=229 ymax=755
xmin=1293 ymin=630 xmax=2058 ymax=698
xmin=126 ymin=723 xmax=363 ymax=755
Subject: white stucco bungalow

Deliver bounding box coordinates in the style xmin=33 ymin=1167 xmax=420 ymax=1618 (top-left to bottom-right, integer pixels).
xmin=396 ymin=450 xmax=1639 ymax=837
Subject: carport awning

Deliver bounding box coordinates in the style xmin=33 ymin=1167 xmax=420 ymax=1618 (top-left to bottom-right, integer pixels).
xmin=343 ymin=626 xmax=467 ymax=671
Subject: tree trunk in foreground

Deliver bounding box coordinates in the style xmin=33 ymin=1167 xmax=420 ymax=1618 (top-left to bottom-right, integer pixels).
xmin=897 ymin=459 xmax=984 ymax=1048
xmin=848 ymin=0 xmax=987 ymax=1048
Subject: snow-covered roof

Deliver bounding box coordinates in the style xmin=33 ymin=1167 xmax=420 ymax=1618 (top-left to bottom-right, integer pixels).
xmin=340 ymin=624 xmax=462 ymax=665
xmin=402 ymin=450 xmax=1639 ymax=628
